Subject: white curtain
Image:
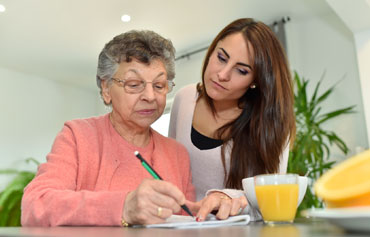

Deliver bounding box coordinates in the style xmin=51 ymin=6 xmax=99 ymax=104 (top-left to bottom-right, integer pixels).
xmin=269 ymin=17 xmax=289 ymax=56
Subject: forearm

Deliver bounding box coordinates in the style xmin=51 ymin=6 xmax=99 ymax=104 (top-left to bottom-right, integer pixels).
xmin=205 ymin=188 xmax=245 ymax=199
xmin=21 ymin=186 xmax=127 ymax=226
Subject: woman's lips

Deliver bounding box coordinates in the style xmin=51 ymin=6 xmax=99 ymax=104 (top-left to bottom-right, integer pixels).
xmin=211 ymin=80 xmax=227 ymax=90
xmin=137 ymin=109 xmax=156 ymax=115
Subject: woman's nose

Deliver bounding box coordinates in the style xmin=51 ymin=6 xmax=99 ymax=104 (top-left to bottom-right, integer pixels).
xmin=217 ymin=66 xmax=232 ymax=81
xmin=140 ymin=83 xmax=156 ymax=101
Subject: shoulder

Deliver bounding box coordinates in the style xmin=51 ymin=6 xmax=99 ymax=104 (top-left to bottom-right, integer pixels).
xmin=65 ymin=114 xmax=107 ymax=128
xmin=63 ymin=114 xmax=109 ymax=138
xmin=171 ymin=84 xmax=198 ymax=113
xmin=174 ymin=83 xmax=197 ymax=100
xmin=169 ymin=84 xmax=198 ymax=138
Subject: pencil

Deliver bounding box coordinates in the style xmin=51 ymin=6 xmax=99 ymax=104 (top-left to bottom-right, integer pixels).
xmin=134 ymin=151 xmax=194 ymax=217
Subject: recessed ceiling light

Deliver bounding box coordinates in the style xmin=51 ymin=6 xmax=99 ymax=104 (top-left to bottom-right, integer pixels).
xmin=121 ymin=14 xmax=131 ymax=22
xmin=0 ymin=4 xmax=6 ymax=12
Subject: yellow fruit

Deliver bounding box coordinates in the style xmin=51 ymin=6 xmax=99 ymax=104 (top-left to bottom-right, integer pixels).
xmin=314 ymin=149 xmax=370 ymax=208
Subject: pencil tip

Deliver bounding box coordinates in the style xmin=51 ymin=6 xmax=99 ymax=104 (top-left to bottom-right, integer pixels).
xmin=134 ymin=151 xmax=139 ymax=155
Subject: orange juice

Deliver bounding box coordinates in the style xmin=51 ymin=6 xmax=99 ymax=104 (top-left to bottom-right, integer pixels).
xmin=255 ymin=184 xmax=299 ymax=222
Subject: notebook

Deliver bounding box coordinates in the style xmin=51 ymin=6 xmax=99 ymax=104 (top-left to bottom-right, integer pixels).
xmin=139 ymin=214 xmax=250 ymax=229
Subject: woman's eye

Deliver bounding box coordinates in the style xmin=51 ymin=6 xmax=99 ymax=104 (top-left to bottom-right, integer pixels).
xmin=126 ymin=80 xmax=142 ymax=88
xmin=237 ymin=68 xmax=248 ymax=75
xmin=154 ymin=83 xmax=165 ymax=90
xmin=217 ymin=53 xmax=227 ymax=63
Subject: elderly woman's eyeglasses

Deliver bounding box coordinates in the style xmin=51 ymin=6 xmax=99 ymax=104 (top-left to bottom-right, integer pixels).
xmin=111 ymin=78 xmax=175 ymax=94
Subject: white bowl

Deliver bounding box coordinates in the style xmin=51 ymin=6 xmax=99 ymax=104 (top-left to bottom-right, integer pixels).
xmin=242 ymin=175 xmax=308 ymax=210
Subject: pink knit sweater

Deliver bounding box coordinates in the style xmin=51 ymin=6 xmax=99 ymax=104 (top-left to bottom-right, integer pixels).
xmin=21 ymin=114 xmax=195 ymax=226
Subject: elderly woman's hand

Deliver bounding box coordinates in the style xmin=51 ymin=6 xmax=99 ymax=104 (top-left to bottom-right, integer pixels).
xmin=186 ymin=192 xmax=248 ymax=221
xmin=122 ymin=179 xmax=186 ymax=225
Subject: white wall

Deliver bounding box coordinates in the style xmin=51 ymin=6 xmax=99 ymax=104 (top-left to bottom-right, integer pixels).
xmin=0 ymin=67 xmax=99 ymax=189
xmin=172 ymin=50 xmax=207 ymax=99
xmin=325 ymin=0 xmax=370 ymax=149
xmin=354 ymin=30 xmax=370 ymax=147
xmin=286 ymin=12 xmax=368 ymax=160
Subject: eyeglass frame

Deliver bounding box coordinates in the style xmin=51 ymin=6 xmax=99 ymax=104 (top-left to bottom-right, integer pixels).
xmin=110 ymin=77 xmax=175 ymax=94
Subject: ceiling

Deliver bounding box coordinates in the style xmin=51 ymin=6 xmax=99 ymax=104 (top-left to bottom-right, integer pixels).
xmin=0 ymin=0 xmax=332 ymax=91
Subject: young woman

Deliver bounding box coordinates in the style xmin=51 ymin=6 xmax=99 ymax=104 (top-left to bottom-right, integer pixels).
xmin=169 ymin=18 xmax=295 ymax=221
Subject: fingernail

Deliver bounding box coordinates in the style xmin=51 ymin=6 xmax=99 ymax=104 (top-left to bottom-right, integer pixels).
xmin=196 ymin=216 xmax=203 ymax=222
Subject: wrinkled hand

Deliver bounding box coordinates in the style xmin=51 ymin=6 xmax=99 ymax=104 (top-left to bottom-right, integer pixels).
xmin=122 ymin=179 xmax=186 ymax=225
xmin=186 ymin=192 xmax=248 ymax=221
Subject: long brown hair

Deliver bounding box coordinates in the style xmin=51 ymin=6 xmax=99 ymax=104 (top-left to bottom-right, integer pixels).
xmin=198 ymin=18 xmax=296 ymax=189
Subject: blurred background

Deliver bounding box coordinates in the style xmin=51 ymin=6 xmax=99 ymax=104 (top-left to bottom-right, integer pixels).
xmin=0 ymin=0 xmax=369 ymax=190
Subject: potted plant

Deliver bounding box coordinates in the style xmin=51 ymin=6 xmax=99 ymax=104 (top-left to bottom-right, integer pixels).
xmin=0 ymin=158 xmax=39 ymax=226
xmin=287 ymin=71 xmax=355 ymax=214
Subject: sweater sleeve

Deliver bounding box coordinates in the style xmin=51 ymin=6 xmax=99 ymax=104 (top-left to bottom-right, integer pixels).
xmin=178 ymin=144 xmax=195 ymax=203
xmin=172 ymin=142 xmax=195 ymax=216
xmin=21 ymin=125 xmax=126 ymax=227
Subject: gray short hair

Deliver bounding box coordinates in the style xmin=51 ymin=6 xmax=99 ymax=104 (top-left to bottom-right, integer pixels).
xmin=96 ymin=30 xmax=176 ymax=102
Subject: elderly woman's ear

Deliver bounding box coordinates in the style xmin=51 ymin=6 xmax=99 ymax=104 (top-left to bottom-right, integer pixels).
xmin=101 ymin=80 xmax=112 ymax=105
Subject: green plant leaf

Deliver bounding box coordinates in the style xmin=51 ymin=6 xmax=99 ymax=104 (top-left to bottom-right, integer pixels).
xmin=0 ymin=170 xmax=19 ymax=175
xmin=315 ymin=85 xmax=335 ymax=106
xmin=289 ymin=71 xmax=355 ymax=213
xmin=317 ymin=106 xmax=356 ymax=124
xmin=0 ymin=188 xmax=23 ymax=226
xmin=0 ymin=159 xmax=38 ymax=226
xmin=25 ymin=157 xmax=40 ymax=166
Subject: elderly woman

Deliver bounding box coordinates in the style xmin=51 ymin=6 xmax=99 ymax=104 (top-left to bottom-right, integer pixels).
xmin=21 ymin=30 xmax=195 ymax=226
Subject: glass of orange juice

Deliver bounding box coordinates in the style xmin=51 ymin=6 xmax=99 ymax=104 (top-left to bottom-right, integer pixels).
xmin=255 ymin=174 xmax=299 ymax=224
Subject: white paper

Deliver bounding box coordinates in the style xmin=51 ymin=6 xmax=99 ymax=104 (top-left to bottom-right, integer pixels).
xmin=141 ymin=214 xmax=250 ymax=229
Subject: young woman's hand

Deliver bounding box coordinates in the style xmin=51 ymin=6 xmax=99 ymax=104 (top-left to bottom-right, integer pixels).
xmin=186 ymin=192 xmax=248 ymax=221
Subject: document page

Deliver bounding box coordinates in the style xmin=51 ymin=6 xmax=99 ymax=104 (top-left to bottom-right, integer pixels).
xmin=141 ymin=214 xmax=250 ymax=229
